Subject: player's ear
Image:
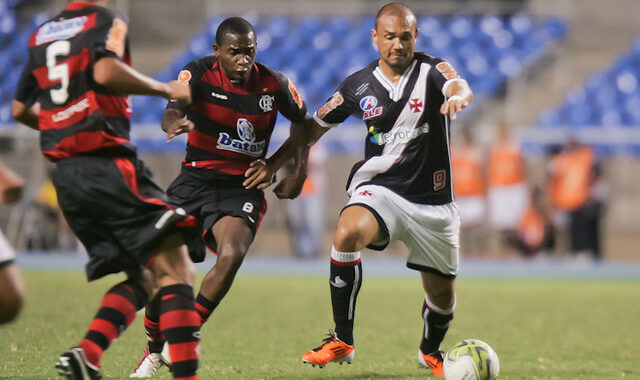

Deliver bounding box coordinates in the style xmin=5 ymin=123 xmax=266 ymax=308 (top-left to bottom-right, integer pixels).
xmin=370 ymin=28 xmax=378 ymax=45
xmin=212 ymin=43 xmax=220 ymax=56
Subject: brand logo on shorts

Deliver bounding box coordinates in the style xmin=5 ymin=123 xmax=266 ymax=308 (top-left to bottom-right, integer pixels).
xmin=258 ymin=94 xmax=274 ymax=112
xmin=358 ymin=190 xmax=372 ymax=196
xmin=217 ymin=119 xmax=266 ymax=157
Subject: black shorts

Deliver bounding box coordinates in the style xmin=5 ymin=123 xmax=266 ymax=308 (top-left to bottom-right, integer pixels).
xmin=53 ymin=156 xmax=198 ymax=281
xmin=167 ymin=165 xmax=267 ymax=262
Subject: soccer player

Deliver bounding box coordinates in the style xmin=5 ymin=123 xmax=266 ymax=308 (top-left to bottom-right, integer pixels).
xmin=299 ymin=3 xmax=473 ymax=378
xmin=12 ymin=1 xmax=202 ymax=379
xmin=0 ymin=161 xmax=25 ymax=325
xmin=129 ymin=17 xmax=309 ymax=377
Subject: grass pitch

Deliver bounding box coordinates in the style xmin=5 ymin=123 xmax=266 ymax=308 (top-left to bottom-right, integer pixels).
xmin=1 ymin=271 xmax=639 ymax=379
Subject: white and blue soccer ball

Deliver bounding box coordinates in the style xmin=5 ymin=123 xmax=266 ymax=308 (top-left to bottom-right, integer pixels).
xmin=443 ymin=339 xmax=500 ymax=380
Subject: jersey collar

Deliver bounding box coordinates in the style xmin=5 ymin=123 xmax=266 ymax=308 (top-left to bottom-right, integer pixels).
xmin=373 ymin=59 xmax=418 ymax=102
xmin=66 ymin=2 xmax=99 ymax=10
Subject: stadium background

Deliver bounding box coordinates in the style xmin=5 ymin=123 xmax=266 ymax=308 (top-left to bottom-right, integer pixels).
xmin=2 ymin=0 xmax=640 ymax=260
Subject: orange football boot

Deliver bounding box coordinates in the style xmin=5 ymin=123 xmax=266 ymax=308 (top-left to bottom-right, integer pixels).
xmin=302 ymin=331 xmax=354 ymax=368
xmin=419 ymin=349 xmax=445 ymax=377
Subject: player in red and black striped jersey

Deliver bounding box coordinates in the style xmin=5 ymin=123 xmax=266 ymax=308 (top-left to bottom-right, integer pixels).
xmin=12 ymin=1 xmax=201 ymax=379
xmin=128 ymin=17 xmax=311 ymax=378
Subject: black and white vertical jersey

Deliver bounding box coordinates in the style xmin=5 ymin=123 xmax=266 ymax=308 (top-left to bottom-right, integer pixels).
xmin=314 ymin=53 xmax=467 ymax=205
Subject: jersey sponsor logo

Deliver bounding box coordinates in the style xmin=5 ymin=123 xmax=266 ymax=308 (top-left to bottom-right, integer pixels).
xmin=178 ymin=70 xmax=192 ymax=84
xmin=35 ymin=16 xmax=89 ymax=46
xmin=369 ymin=123 xmax=430 ymax=145
xmin=409 ymin=98 xmax=423 ymax=113
xmin=360 ymin=96 xmax=383 ymax=120
xmin=288 ymin=80 xmax=304 ymax=109
xmin=358 ymin=190 xmax=372 ymax=197
xmin=359 ymin=96 xmax=377 ymax=111
xmin=435 ymin=61 xmax=460 ymax=81
xmin=51 ymin=97 xmax=90 ymax=122
xmin=316 ymin=91 xmax=344 ymax=119
xmin=217 ymin=118 xmax=266 ymax=157
xmin=106 ymin=18 xmax=127 ymax=57
xmin=258 ymin=94 xmax=275 ymax=112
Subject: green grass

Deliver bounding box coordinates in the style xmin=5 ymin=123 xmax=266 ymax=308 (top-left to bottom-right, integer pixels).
xmin=1 ymin=271 xmax=639 ymax=379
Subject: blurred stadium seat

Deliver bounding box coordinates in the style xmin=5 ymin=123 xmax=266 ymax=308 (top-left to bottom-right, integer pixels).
xmin=0 ymin=10 xmax=567 ymax=154
xmin=533 ymin=35 xmax=640 ymax=155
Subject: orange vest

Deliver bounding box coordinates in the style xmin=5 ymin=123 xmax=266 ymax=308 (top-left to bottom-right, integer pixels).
xmin=548 ymin=147 xmax=594 ymax=211
xmin=452 ymin=145 xmax=485 ymax=197
xmin=488 ymin=141 xmax=525 ymax=187
xmin=517 ymin=205 xmax=546 ymax=248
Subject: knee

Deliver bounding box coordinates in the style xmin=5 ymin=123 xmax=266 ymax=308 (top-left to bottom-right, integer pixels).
xmin=333 ymin=225 xmax=366 ymax=252
xmin=215 ymin=244 xmax=247 ymax=272
xmin=0 ymin=293 xmax=23 ymax=324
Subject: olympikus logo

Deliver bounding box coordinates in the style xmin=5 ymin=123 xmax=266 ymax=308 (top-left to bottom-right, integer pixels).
xmin=52 ymin=98 xmax=90 ymax=122
xmin=36 ymin=16 xmax=88 ymax=45
xmin=217 ymin=118 xmax=265 ymax=157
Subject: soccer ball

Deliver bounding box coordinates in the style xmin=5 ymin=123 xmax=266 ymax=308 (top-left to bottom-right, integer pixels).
xmin=443 ymin=339 xmax=500 ymax=380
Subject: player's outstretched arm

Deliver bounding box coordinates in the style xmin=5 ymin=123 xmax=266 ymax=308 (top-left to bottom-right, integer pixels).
xmin=11 ymin=101 xmax=39 ymax=130
xmin=271 ymin=116 xmax=329 ymax=199
xmin=93 ymin=57 xmax=191 ymax=105
xmin=440 ymin=80 xmax=473 ymax=120
xmin=161 ymin=108 xmax=194 ymax=142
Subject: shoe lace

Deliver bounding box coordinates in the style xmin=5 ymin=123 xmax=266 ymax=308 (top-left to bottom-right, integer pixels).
xmin=133 ymin=350 xmax=151 ymax=371
xmin=312 ymin=330 xmax=339 ymax=352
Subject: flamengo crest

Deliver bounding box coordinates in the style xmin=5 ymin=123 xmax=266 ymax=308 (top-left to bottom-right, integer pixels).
xmin=259 ymin=95 xmax=275 ymax=112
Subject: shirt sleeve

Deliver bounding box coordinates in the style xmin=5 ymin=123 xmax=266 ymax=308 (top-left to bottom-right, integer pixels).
xmin=14 ymin=55 xmax=39 ymax=106
xmin=312 ymin=79 xmax=357 ymax=128
xmin=91 ymin=10 xmax=129 ymax=63
xmin=165 ymin=60 xmax=200 ymax=114
xmin=272 ymin=71 xmax=307 ymax=124
xmin=430 ymin=58 xmax=467 ymax=97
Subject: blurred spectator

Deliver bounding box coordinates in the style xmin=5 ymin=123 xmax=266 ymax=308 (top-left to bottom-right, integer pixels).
xmin=547 ymin=138 xmax=605 ymax=260
xmin=487 ymin=122 xmax=528 ymax=254
xmin=285 ymin=144 xmax=326 ymax=259
xmin=505 ymin=185 xmax=555 ymax=257
xmin=451 ymin=128 xmax=487 ymax=255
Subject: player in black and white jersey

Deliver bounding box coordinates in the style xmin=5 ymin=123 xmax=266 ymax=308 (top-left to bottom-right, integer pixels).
xmin=300 ymin=3 xmax=473 ymax=377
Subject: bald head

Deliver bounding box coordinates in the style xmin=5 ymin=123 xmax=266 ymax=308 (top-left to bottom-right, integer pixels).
xmin=375 ymin=2 xmax=416 ymax=30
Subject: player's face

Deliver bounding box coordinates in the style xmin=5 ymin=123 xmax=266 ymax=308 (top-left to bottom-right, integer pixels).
xmin=213 ymin=32 xmax=257 ymax=84
xmin=372 ymin=14 xmax=417 ymax=70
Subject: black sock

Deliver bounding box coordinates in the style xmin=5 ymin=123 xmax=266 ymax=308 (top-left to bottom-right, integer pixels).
xmin=420 ymin=298 xmax=454 ymax=354
xmin=330 ymin=247 xmax=362 ymax=346
xmin=144 ymin=294 xmax=163 ymax=353
xmin=195 ymin=292 xmax=219 ymax=325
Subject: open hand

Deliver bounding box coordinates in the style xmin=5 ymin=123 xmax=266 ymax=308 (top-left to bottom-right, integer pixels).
xmin=243 ymin=159 xmax=275 ymax=190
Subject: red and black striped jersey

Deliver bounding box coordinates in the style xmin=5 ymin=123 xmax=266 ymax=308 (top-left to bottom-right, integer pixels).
xmin=14 ymin=2 xmax=134 ymax=162
xmin=167 ymin=55 xmax=307 ymax=176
